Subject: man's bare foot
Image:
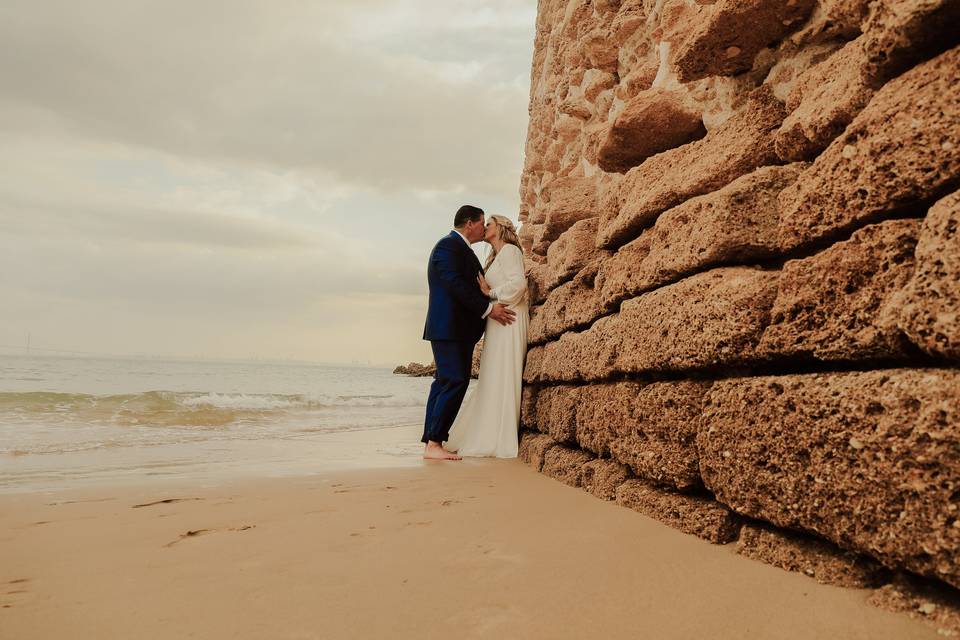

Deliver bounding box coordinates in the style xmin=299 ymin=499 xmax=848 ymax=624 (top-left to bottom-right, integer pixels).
xmin=423 ymin=442 xmax=461 ymax=461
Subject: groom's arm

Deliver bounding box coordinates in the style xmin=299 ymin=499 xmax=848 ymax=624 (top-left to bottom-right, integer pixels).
xmin=431 ymin=242 xmax=492 ymax=318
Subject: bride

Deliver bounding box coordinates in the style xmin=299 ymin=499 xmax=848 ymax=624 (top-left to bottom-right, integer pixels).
xmin=445 ymin=215 xmax=529 ymax=458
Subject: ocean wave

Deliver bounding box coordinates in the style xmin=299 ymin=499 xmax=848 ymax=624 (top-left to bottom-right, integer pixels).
xmin=0 ymin=389 xmax=426 ymax=429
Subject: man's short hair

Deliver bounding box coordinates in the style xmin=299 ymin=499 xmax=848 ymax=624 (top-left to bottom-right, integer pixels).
xmin=453 ymin=205 xmax=484 ymax=228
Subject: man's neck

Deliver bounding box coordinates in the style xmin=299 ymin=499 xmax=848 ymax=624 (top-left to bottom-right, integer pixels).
xmin=453 ymin=228 xmax=470 ymax=244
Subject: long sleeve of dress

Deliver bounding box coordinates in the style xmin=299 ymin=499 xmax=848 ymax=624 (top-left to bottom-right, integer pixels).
xmin=489 ymin=245 xmax=528 ymax=306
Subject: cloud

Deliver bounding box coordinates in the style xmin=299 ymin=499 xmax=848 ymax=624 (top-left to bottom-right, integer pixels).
xmin=0 ymin=0 xmax=534 ymax=194
xmin=0 ymin=0 xmax=535 ymax=364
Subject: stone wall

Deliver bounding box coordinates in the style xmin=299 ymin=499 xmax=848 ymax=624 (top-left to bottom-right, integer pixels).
xmin=517 ymin=0 xmax=960 ymax=627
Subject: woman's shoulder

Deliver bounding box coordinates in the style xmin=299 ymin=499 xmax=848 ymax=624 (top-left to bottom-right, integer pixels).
xmin=503 ymin=243 xmax=523 ymax=258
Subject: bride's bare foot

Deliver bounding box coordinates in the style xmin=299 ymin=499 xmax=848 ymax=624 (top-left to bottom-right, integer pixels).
xmin=423 ymin=442 xmax=461 ymax=461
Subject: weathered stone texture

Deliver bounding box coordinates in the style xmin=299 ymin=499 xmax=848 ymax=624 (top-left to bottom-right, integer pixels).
xmin=777 ymin=45 xmax=960 ymax=251
xmin=525 ymin=384 xmax=579 ymax=444
xmin=599 ymin=86 xmax=786 ymax=249
xmin=699 ymin=369 xmax=960 ymax=588
xmin=897 ymin=191 xmax=960 ymax=360
xmin=774 ymin=39 xmax=875 ymax=162
xmin=615 ymin=480 xmax=742 ymax=544
xmin=597 ymin=89 xmax=707 ymax=173
xmin=542 ymin=445 xmax=596 ymax=488
xmin=581 ymin=458 xmax=632 ymax=501
xmin=525 ymin=268 xmax=779 ymax=383
xmin=673 ymin=0 xmax=817 ymax=83
xmin=597 ymin=164 xmax=803 ymax=310
xmin=535 ymin=175 xmax=600 ymax=252
xmin=789 ymin=0 xmax=870 ymax=45
xmin=518 ymin=0 xmax=960 ymax=606
xmin=544 ymin=217 xmax=599 ymax=290
xmin=777 ymin=0 xmax=960 ymax=161
xmin=758 ymin=219 xmax=920 ymax=362
xmin=736 ymin=523 xmax=889 ymax=588
xmin=528 ymin=259 xmax=604 ymax=345
xmin=525 ymin=259 xmax=551 ymax=306
xmin=524 ymin=381 xmax=710 ymax=491
xmin=518 ymin=431 xmax=557 ymax=472
xmin=869 ymin=573 xmax=960 ymax=637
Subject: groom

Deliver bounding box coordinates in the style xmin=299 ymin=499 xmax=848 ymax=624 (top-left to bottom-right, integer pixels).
xmin=421 ymin=205 xmax=516 ymax=461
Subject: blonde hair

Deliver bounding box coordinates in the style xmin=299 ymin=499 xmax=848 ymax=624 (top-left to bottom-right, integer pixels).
xmin=484 ymin=215 xmax=522 ymax=270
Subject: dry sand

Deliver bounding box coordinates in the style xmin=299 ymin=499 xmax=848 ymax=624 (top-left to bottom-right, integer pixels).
xmin=0 ymin=459 xmax=941 ymax=640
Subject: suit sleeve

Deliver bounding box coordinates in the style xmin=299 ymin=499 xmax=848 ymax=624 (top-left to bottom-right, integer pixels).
xmin=489 ymin=245 xmax=528 ymax=306
xmin=431 ymin=241 xmax=492 ymax=318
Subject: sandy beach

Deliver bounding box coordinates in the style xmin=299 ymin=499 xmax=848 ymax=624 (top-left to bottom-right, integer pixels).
xmin=0 ymin=443 xmax=942 ymax=640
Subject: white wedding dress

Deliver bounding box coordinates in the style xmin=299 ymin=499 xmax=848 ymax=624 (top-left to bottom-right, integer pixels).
xmin=445 ymin=243 xmax=529 ymax=458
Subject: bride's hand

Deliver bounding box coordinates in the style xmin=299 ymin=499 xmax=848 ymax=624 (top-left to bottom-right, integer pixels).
xmin=477 ymin=273 xmax=492 ymax=297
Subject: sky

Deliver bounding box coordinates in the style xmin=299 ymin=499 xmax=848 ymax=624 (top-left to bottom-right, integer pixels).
xmin=0 ymin=0 xmax=537 ymax=366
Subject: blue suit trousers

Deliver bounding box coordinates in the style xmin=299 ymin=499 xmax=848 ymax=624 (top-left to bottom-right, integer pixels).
xmin=421 ymin=340 xmax=476 ymax=444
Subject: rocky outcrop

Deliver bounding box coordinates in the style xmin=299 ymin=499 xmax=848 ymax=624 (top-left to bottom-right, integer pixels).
xmin=392 ymin=361 xmax=435 ymax=377
xmin=517 ymin=0 xmax=960 ymax=619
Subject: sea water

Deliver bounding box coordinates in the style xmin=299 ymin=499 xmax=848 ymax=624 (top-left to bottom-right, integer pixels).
xmin=0 ymin=354 xmax=436 ymax=492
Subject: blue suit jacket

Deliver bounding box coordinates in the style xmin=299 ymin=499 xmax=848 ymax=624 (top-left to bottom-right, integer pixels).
xmin=423 ymin=232 xmax=489 ymax=343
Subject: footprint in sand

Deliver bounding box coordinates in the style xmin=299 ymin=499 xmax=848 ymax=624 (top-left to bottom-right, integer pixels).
xmin=2 ymin=579 xmax=31 ymax=609
xmin=46 ymin=497 xmax=115 ymax=507
xmin=132 ymin=497 xmax=204 ymax=509
xmin=164 ymin=525 xmax=255 ymax=547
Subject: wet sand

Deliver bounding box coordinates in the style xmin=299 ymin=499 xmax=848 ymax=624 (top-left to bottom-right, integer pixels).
xmin=0 ymin=455 xmax=941 ymax=639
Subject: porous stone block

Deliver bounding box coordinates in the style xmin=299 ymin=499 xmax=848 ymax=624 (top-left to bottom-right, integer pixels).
xmin=588 ymin=381 xmax=711 ymax=490
xmin=776 ymin=1 xmax=960 ymax=161
xmin=774 ymin=39 xmax=875 ymax=162
xmin=608 ymin=381 xmax=710 ymax=490
xmin=518 ymin=431 xmax=557 ymax=472
xmin=581 ymin=458 xmax=633 ymax=501
xmin=736 ymin=523 xmax=889 ymax=588
xmin=599 ymin=86 xmax=786 ymax=250
xmin=597 ymin=89 xmax=707 ymax=173
xmin=524 ymin=268 xmax=779 ymax=383
xmin=698 ymin=369 xmax=960 ymax=588
xmin=525 ymin=381 xmax=707 ymax=491
xmin=777 ymin=45 xmax=960 ymax=251
xmin=520 ymin=385 xmax=538 ymax=430
xmin=542 ymin=445 xmax=595 ymax=488
xmin=597 ymin=164 xmax=803 ymax=311
xmin=545 ymin=217 xmax=599 ymax=290
xmin=526 ymin=259 xmax=551 ymax=305
xmin=615 ymin=479 xmax=742 ymax=544
xmin=520 ymin=222 xmax=541 ymax=256
xmin=528 ymin=259 xmax=605 ymax=345
xmin=790 ymin=0 xmax=870 ymax=45
xmin=672 ymin=0 xmax=817 ymax=83
xmin=898 ymin=190 xmax=960 ymax=359
xmin=758 ymin=219 xmax=920 ymax=362
xmin=537 ymin=175 xmax=600 ymax=248
xmin=527 ymin=384 xmax=579 ymax=444
xmin=869 ymin=573 xmax=960 ymax=638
